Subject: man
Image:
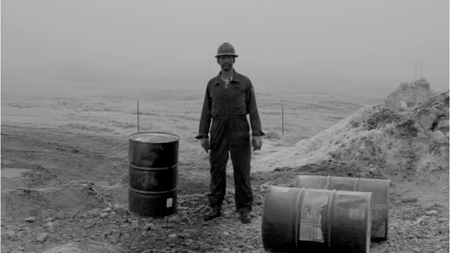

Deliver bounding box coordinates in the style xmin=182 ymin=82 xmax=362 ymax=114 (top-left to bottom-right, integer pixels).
xmin=196 ymin=42 xmax=264 ymax=224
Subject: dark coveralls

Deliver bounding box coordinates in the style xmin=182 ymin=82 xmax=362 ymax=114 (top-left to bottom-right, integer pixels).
xmin=196 ymin=70 xmax=264 ymax=213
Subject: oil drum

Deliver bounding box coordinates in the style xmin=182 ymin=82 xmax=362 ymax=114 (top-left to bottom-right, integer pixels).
xmin=262 ymin=186 xmax=372 ymax=253
xmin=295 ymin=175 xmax=389 ymax=240
xmin=128 ymin=132 xmax=179 ymax=218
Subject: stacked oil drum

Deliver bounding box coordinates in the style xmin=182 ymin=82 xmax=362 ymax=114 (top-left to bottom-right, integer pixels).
xmin=261 ymin=175 xmax=390 ymax=253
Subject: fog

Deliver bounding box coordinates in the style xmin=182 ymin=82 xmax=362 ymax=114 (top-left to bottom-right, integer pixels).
xmin=2 ymin=0 xmax=449 ymax=98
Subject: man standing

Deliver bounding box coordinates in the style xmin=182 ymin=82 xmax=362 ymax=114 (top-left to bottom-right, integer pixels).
xmin=196 ymin=42 xmax=264 ymax=223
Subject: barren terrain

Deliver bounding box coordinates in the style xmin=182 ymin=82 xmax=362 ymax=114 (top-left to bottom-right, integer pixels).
xmin=1 ymin=85 xmax=448 ymax=253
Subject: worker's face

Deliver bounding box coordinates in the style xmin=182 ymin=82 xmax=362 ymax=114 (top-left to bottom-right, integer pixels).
xmin=217 ymin=56 xmax=235 ymax=71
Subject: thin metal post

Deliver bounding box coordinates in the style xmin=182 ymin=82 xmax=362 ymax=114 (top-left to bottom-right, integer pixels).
xmin=282 ymin=104 xmax=284 ymax=136
xmin=137 ymin=99 xmax=140 ymax=133
xmin=421 ymin=58 xmax=423 ymax=79
xmin=415 ymin=60 xmax=417 ymax=81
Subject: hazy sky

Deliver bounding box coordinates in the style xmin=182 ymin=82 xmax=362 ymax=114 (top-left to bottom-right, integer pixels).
xmin=2 ymin=0 xmax=449 ymax=98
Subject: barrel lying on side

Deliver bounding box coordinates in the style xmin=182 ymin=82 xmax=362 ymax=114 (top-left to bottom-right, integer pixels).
xmin=262 ymin=186 xmax=372 ymax=253
xmin=128 ymin=132 xmax=179 ymax=218
xmin=295 ymin=175 xmax=390 ymax=240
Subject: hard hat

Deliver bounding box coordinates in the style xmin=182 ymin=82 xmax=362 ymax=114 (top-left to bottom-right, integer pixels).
xmin=215 ymin=42 xmax=239 ymax=58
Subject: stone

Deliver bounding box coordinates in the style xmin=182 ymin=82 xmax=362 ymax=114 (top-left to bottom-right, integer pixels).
xmin=55 ymin=211 xmax=66 ymax=220
xmin=180 ymin=216 xmax=190 ymax=223
xmin=178 ymin=233 xmax=191 ymax=239
xmin=412 ymin=247 xmax=422 ymax=252
xmin=37 ymin=232 xmax=50 ymax=243
xmin=426 ymin=210 xmax=439 ymax=216
xmin=401 ymin=197 xmax=418 ymax=203
xmin=24 ymin=217 xmax=36 ymax=222
xmin=168 ymin=216 xmax=180 ymax=223
xmin=436 ymin=120 xmax=449 ymax=134
xmin=3 ymin=230 xmax=17 ymax=240
xmin=416 ymin=109 xmax=438 ymax=131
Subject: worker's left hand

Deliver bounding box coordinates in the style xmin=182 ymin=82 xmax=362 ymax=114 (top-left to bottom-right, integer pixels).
xmin=252 ymin=136 xmax=262 ymax=151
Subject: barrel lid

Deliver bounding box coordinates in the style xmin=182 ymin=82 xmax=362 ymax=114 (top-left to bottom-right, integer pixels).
xmin=129 ymin=132 xmax=179 ymax=143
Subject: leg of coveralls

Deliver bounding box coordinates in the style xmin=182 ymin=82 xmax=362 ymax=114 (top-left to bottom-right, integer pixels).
xmin=230 ymin=139 xmax=253 ymax=213
xmin=208 ymin=137 xmax=229 ymax=208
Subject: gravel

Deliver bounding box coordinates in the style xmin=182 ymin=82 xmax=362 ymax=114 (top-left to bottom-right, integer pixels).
xmin=1 ymin=179 xmax=449 ymax=253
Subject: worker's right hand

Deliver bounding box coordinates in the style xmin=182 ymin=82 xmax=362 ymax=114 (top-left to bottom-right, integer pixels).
xmin=200 ymin=138 xmax=210 ymax=153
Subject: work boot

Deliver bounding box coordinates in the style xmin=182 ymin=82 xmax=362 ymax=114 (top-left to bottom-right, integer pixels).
xmin=203 ymin=206 xmax=222 ymax=221
xmin=240 ymin=212 xmax=251 ymax=224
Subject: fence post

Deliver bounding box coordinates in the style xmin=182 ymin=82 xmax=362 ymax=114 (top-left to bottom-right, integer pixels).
xmin=282 ymin=104 xmax=284 ymax=136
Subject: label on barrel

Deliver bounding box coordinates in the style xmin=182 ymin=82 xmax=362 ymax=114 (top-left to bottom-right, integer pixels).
xmin=167 ymin=198 xmax=173 ymax=208
xmin=299 ymin=191 xmax=328 ymax=243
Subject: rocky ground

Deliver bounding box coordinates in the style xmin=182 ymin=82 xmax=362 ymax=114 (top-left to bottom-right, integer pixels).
xmin=1 ymin=82 xmax=449 ymax=253
xmin=1 ymin=125 xmax=448 ymax=253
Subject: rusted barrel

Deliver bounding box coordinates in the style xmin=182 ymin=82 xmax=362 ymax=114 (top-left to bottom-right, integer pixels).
xmin=128 ymin=132 xmax=179 ymax=218
xmin=295 ymin=175 xmax=390 ymax=240
xmin=262 ymin=186 xmax=372 ymax=253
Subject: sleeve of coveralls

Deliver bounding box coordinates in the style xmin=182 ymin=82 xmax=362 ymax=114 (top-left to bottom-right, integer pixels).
xmin=246 ymin=81 xmax=265 ymax=137
xmin=196 ymin=86 xmax=212 ymax=139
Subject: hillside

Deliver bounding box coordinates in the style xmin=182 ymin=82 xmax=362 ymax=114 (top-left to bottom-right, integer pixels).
xmin=253 ymin=81 xmax=449 ymax=194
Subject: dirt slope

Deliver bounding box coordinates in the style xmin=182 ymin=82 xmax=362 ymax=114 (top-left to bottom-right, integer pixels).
xmin=253 ymin=89 xmax=448 ymax=201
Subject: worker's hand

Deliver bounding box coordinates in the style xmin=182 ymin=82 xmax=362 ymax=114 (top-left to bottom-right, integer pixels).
xmin=200 ymin=138 xmax=210 ymax=153
xmin=252 ymin=136 xmax=262 ymax=151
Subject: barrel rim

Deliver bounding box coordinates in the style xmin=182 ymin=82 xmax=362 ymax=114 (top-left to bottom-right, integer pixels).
xmin=129 ymin=132 xmax=180 ymax=143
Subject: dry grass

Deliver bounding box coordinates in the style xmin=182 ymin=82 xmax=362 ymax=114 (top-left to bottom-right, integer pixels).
xmin=1 ymin=87 xmax=381 ymax=165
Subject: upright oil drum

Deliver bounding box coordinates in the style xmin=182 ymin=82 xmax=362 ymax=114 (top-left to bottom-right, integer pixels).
xmin=295 ymin=175 xmax=390 ymax=240
xmin=262 ymin=186 xmax=372 ymax=253
xmin=128 ymin=132 xmax=179 ymax=218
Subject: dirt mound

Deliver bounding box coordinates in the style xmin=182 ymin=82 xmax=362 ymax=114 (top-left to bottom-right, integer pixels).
xmin=253 ymin=89 xmax=449 ymax=190
xmin=384 ymin=79 xmax=438 ymax=110
xmin=1 ymin=181 xmax=113 ymax=221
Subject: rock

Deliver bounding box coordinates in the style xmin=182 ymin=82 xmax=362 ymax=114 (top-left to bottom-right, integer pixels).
xmin=180 ymin=216 xmax=190 ymax=223
xmin=416 ymin=109 xmax=439 ymax=131
xmin=55 ymin=211 xmax=66 ymax=220
xmin=113 ymin=205 xmax=129 ymax=216
xmin=24 ymin=217 xmax=36 ymax=222
xmin=412 ymin=247 xmax=422 ymax=252
xmin=37 ymin=232 xmax=50 ymax=243
xmin=259 ymin=181 xmax=272 ymax=193
xmin=399 ymin=100 xmax=408 ymax=110
xmin=167 ymin=216 xmax=180 ymax=223
xmin=426 ymin=210 xmax=439 ymax=216
xmin=3 ymin=230 xmax=17 ymax=240
xmin=401 ymin=197 xmax=418 ymax=203
xmin=436 ymin=120 xmax=449 ymax=134
xmin=143 ymin=223 xmax=157 ymax=231
xmin=178 ymin=233 xmax=191 ymax=239
xmin=437 ymin=218 xmax=449 ymax=223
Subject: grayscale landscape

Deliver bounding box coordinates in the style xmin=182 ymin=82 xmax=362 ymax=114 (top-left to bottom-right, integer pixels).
xmin=2 ymin=1 xmax=448 ymax=253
